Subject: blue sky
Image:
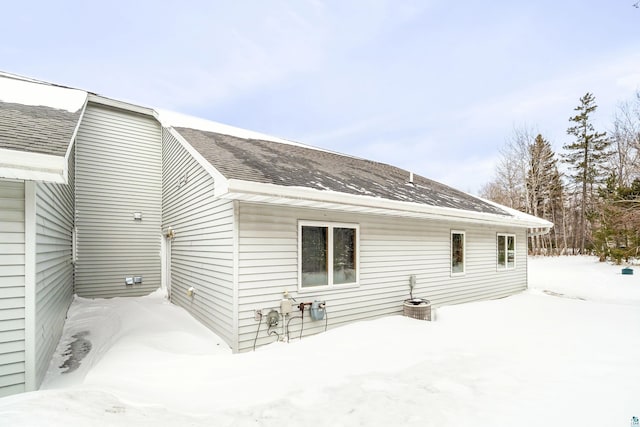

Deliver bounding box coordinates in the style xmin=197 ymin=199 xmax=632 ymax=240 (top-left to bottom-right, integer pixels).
xmin=2 ymin=0 xmax=639 ymax=193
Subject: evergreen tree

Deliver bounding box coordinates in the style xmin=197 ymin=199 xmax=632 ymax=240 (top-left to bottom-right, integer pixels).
xmin=562 ymin=92 xmax=612 ymax=254
xmin=526 ymin=134 xmax=563 ymax=254
xmin=594 ymin=176 xmax=640 ymax=263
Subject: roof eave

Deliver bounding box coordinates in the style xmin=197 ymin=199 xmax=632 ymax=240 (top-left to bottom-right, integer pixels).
xmin=221 ymin=179 xmax=553 ymax=229
xmin=0 ymin=148 xmax=67 ymax=183
xmin=88 ymin=94 xmax=155 ymax=116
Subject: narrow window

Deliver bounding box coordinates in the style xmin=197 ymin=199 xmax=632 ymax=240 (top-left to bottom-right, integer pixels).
xmin=497 ymin=234 xmax=516 ymax=270
xmin=497 ymin=235 xmax=506 ymax=267
xmin=507 ymin=235 xmax=515 ymax=268
xmin=301 ymin=226 xmax=328 ymax=287
xmin=333 ymin=227 xmax=356 ymax=284
xmin=451 ymin=231 xmax=465 ymax=275
xmin=300 ymin=222 xmax=358 ymax=289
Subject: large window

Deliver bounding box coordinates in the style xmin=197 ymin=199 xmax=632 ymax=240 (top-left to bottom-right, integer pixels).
xmin=451 ymin=231 xmax=465 ymax=275
xmin=299 ymin=222 xmax=358 ymax=289
xmin=497 ymin=234 xmax=516 ymax=270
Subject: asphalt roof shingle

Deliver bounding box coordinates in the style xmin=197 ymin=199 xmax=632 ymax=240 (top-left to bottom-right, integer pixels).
xmin=0 ymin=101 xmax=83 ymax=156
xmin=175 ymin=127 xmax=509 ymax=216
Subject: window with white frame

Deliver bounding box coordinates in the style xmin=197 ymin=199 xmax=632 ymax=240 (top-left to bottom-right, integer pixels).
xmin=299 ymin=222 xmax=358 ymax=288
xmin=451 ymin=231 xmax=465 ymax=274
xmin=497 ymin=234 xmax=516 ymax=270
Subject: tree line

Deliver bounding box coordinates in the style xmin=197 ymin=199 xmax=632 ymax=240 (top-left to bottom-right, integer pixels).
xmin=480 ymin=91 xmax=640 ymax=262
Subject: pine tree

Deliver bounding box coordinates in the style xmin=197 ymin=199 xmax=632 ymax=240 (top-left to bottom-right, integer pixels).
xmin=547 ymin=168 xmax=567 ymax=254
xmin=562 ymin=92 xmax=612 ymax=254
xmin=526 ymin=134 xmax=563 ymax=254
xmin=594 ymin=176 xmax=640 ymax=262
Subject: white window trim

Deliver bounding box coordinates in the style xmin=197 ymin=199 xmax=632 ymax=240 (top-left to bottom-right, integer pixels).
xmin=298 ymin=220 xmax=360 ymax=292
xmin=497 ymin=233 xmax=516 ymax=270
xmin=450 ymin=230 xmax=466 ymax=276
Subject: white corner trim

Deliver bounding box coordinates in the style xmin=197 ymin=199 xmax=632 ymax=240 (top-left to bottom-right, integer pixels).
xmin=231 ymin=200 xmax=240 ymax=353
xmin=24 ymin=181 xmax=36 ymax=390
xmin=0 ymin=149 xmax=67 ymax=183
xmin=164 ymin=127 xmax=230 ymax=196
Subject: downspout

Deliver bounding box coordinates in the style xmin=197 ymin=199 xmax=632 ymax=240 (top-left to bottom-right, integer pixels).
xmin=232 ymin=199 xmax=240 ymax=353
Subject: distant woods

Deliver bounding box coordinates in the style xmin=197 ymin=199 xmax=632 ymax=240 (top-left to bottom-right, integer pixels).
xmin=480 ymin=92 xmax=640 ymax=262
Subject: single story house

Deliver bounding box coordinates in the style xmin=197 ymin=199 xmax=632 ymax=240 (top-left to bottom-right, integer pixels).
xmin=0 ymin=72 xmax=552 ymax=397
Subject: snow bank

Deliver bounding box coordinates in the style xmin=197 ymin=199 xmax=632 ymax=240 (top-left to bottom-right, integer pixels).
xmin=0 ymin=72 xmax=86 ymax=113
xmin=528 ymin=255 xmax=640 ymax=304
xmin=1 ymin=256 xmax=638 ymax=426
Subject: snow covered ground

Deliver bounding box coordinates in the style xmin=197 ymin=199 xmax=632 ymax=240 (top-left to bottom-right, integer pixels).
xmin=1 ymin=256 xmax=638 ymax=426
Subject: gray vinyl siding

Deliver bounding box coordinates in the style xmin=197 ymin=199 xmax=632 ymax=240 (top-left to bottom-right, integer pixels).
xmin=237 ymin=203 xmax=528 ymax=351
xmin=0 ymin=179 xmax=25 ymax=397
xmin=33 ymin=148 xmax=74 ymax=387
xmin=162 ymin=129 xmax=235 ymax=348
xmin=75 ymin=103 xmax=162 ymax=297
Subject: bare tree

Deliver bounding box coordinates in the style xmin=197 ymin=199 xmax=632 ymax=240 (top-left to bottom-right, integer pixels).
xmin=610 ymin=92 xmax=640 ymax=187
xmin=480 ymin=125 xmax=538 ymax=211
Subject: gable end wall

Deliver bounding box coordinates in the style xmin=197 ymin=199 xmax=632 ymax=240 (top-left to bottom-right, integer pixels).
xmin=75 ymin=103 xmax=162 ymax=297
xmin=162 ymin=129 xmax=236 ymax=348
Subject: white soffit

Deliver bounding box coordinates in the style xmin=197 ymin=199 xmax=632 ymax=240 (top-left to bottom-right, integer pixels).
xmin=0 ymin=148 xmax=67 ymax=183
xmin=222 ymin=179 xmax=553 ymax=229
xmin=88 ymin=94 xmax=155 ymax=116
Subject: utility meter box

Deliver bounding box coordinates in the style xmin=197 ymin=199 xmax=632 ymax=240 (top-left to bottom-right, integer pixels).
xmin=310 ymin=300 xmax=325 ymax=321
xmin=280 ymin=299 xmax=292 ymax=315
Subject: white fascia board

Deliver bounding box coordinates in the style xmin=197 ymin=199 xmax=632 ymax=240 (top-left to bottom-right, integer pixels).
xmin=222 ymin=179 xmax=553 ymax=229
xmin=477 ymin=196 xmax=554 ymax=229
xmin=87 ymin=94 xmax=155 ymax=116
xmin=0 ymin=148 xmax=67 ymax=183
xmin=164 ymin=127 xmax=229 ymax=196
xmin=62 ymin=96 xmax=89 ymax=182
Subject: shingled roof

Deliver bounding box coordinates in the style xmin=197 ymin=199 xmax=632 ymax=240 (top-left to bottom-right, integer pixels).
xmin=0 ymin=73 xmax=88 ymax=183
xmin=174 ymin=127 xmax=509 ymax=216
xmin=0 ymin=101 xmax=83 ymax=156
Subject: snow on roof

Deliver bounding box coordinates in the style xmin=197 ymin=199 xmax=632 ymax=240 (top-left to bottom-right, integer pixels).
xmin=156 ymin=108 xmax=338 ymax=153
xmin=173 ymin=126 xmax=511 ymax=217
xmin=0 ymin=72 xmax=87 ymax=113
xmin=157 ymin=108 xmax=296 ymax=146
xmin=479 ymin=197 xmax=553 ymax=229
